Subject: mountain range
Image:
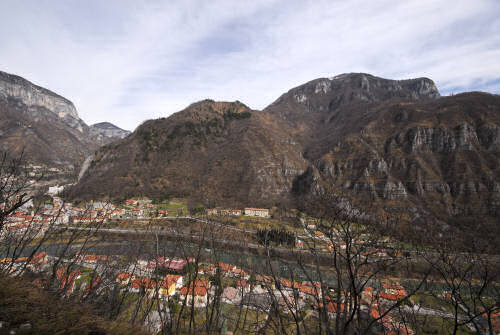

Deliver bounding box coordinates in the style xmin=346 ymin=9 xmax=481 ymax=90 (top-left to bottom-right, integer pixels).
xmin=0 ymin=70 xmax=130 ymax=171
xmin=2 ymin=69 xmax=499 ymax=228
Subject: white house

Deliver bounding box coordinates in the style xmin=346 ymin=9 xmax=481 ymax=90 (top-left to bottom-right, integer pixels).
xmin=244 ymin=208 xmax=270 ymax=218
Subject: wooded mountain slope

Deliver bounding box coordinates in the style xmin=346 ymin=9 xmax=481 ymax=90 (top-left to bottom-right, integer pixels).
xmin=70 ymin=74 xmax=500 ymax=226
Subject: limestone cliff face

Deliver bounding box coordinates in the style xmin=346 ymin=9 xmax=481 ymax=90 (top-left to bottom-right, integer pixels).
xmin=264 ymin=73 xmax=440 ymax=152
xmin=0 ymin=71 xmax=87 ymax=131
xmin=0 ymin=70 xmax=99 ymax=170
xmin=402 ymin=123 xmax=479 ymax=153
xmin=293 ymin=92 xmax=500 ymax=225
xmin=0 ymin=70 xmax=133 ymax=171
xmin=271 ymin=73 xmax=439 ymax=111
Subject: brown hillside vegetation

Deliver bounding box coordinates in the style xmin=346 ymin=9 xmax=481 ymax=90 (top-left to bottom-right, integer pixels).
xmin=71 ymin=99 xmax=306 ymax=207
xmin=70 ymin=74 xmax=500 ymax=230
xmin=0 ymin=274 xmax=147 ymax=335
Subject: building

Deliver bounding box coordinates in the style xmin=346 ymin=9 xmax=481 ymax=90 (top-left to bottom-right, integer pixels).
xmin=125 ymin=199 xmax=138 ymax=206
xmin=179 ymin=284 xmax=208 ymax=307
xmin=116 ymin=272 xmax=134 ymax=285
xmin=231 ymin=209 xmax=242 ymax=216
xmin=244 ymin=208 xmax=270 ymax=218
xmin=159 ymin=279 xmax=177 ymax=297
xmin=222 ymin=287 xmax=239 ymax=304
xmin=207 ymin=208 xmax=242 ymax=216
xmin=164 ymin=274 xmax=184 ymax=289
xmin=206 ymin=208 xmax=218 ymax=216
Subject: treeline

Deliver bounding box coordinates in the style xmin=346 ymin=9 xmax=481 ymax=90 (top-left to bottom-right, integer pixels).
xmin=256 ymin=228 xmax=295 ymax=247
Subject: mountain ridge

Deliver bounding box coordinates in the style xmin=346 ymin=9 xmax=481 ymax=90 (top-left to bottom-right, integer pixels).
xmin=70 ymin=73 xmax=500 ymax=229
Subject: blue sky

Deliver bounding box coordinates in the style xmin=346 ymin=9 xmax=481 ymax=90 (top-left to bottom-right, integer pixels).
xmin=1 ymin=0 xmax=499 ymax=130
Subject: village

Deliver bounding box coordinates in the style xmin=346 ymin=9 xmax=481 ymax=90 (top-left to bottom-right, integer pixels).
xmin=1 ymin=191 xmax=269 ymax=238
xmin=0 ymin=246 xmax=423 ymax=334
xmin=1 ymin=192 xmax=499 ymax=334
xmin=1 ymin=193 xmax=398 ymax=257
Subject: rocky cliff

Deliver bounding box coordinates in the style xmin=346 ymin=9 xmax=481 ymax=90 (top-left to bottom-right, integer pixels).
xmin=0 ymin=70 xmax=125 ymax=172
xmin=0 ymin=71 xmax=87 ymax=132
xmin=292 ymin=92 xmax=500 ymax=227
xmin=264 ymin=73 xmax=440 ymax=147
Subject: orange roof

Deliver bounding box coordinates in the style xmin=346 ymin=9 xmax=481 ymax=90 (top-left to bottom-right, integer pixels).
xmin=370 ymin=305 xmax=382 ymax=319
xmin=131 ymin=277 xmax=157 ymax=289
xmin=179 ymin=286 xmax=207 ymax=296
xmin=7 ymin=223 xmax=29 ymax=230
xmin=85 ymin=277 xmax=102 ymax=294
xmin=116 ymin=272 xmax=131 ymax=280
xmin=280 ymin=278 xmax=301 ymax=289
xmin=164 ymin=274 xmax=182 ymax=281
xmin=299 ymin=285 xmax=317 ymax=295
xmin=192 ymin=280 xmax=209 ymax=288
xmin=56 ymin=269 xmax=81 ymax=293
xmin=217 ymin=262 xmax=234 ymax=272
xmin=327 ymin=302 xmax=346 ymax=313
xmin=378 ymin=292 xmax=406 ymax=301
xmin=280 ymin=278 xmax=292 ymax=287
xmin=162 ymin=275 xmax=182 ymax=287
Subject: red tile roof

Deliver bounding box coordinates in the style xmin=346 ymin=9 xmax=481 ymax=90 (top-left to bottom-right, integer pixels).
xmin=179 ymin=286 xmax=207 ymax=296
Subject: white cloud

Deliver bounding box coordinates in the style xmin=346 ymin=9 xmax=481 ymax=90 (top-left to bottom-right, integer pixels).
xmin=0 ymin=0 xmax=499 ymax=130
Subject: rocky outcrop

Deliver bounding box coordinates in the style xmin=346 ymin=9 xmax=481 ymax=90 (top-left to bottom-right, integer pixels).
xmin=477 ymin=124 xmax=500 ymax=150
xmin=292 ymin=92 xmax=500 ymax=225
xmin=0 ymin=70 xmax=133 ymax=173
xmin=268 ymin=73 xmax=439 ymax=115
xmin=0 ymin=71 xmax=86 ymax=132
xmin=402 ymin=123 xmax=479 ymax=153
xmin=0 ymin=95 xmax=97 ymax=169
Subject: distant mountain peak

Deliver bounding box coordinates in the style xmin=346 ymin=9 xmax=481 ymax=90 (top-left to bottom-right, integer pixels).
xmin=91 ymin=121 xmax=126 ymax=130
xmin=89 ymin=122 xmax=130 ymax=146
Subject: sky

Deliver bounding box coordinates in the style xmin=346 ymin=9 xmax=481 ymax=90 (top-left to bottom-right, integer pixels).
xmin=1 ymin=0 xmax=499 ymax=131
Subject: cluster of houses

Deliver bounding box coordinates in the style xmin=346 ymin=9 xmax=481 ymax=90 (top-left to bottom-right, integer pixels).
xmin=0 ymin=247 xmax=420 ymax=334
xmin=0 ymin=197 xmax=70 ymax=237
xmin=363 ymin=282 xmax=414 ymax=335
xmin=1 ymin=194 xmax=275 ymax=240
xmin=0 ymin=197 xmax=173 ymax=237
xmin=0 ymin=252 xmax=49 ymax=275
xmin=206 ymin=207 xmax=270 ymax=218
